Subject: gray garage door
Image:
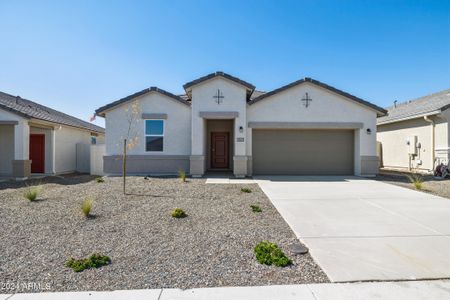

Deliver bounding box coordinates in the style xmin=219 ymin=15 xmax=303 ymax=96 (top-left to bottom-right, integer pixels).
xmin=252 ymin=129 xmax=354 ymax=175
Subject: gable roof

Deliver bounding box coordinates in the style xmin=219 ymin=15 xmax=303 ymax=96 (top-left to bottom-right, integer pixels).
xmin=183 ymin=71 xmax=256 ymax=93
xmin=248 ymin=77 xmax=387 ymax=116
xmin=377 ymin=88 xmax=450 ymax=125
xmin=0 ymin=91 xmax=104 ymax=133
xmin=250 ymin=90 xmax=266 ymax=100
xmin=176 ymin=89 xmax=266 ymax=102
xmin=95 ymin=87 xmax=190 ymax=117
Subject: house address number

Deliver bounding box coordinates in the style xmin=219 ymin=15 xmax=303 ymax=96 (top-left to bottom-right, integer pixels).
xmin=237 ymin=137 xmax=244 ymax=142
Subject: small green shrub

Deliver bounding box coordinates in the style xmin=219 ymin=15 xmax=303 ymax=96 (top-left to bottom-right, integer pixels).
xmin=250 ymin=204 xmax=262 ymax=213
xmin=178 ymin=170 xmax=187 ymax=183
xmin=407 ymin=174 xmax=424 ymax=190
xmin=96 ymin=177 xmax=104 ymax=183
xmin=81 ymin=197 xmax=93 ymax=217
xmin=254 ymin=241 xmax=292 ymax=267
xmin=171 ymin=208 xmax=187 ymax=218
xmin=241 ymin=188 xmax=252 ymax=193
xmin=65 ymin=253 xmax=111 ymax=272
xmin=23 ymin=186 xmax=41 ymax=201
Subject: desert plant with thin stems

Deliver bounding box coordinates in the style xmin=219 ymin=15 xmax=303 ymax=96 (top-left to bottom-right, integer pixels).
xmin=81 ymin=197 xmax=93 ymax=217
xmin=407 ymin=173 xmax=424 ymax=190
xmin=23 ymin=185 xmax=42 ymax=201
xmin=121 ymin=100 xmax=141 ymax=194
xmin=178 ymin=170 xmax=187 ymax=183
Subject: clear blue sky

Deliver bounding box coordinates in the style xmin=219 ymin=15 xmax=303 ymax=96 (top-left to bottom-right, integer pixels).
xmin=0 ymin=0 xmax=449 ymax=127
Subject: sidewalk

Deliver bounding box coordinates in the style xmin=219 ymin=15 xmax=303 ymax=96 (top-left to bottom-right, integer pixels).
xmin=3 ymin=280 xmax=450 ymax=300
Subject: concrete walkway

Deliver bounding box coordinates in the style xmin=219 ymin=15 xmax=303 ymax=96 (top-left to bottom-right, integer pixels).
xmin=3 ymin=280 xmax=450 ymax=299
xmin=205 ymin=177 xmax=256 ymax=184
xmin=255 ymin=176 xmax=450 ymax=282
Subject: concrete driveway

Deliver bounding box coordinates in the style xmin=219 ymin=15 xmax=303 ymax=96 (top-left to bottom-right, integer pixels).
xmin=255 ymin=176 xmax=450 ymax=282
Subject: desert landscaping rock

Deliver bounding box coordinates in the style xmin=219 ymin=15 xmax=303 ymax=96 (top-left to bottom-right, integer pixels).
xmin=376 ymin=171 xmax=450 ymax=199
xmin=0 ymin=174 xmax=328 ymax=293
xmin=288 ymin=243 xmax=309 ymax=255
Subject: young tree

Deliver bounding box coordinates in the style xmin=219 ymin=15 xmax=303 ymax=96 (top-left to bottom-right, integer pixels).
xmin=121 ymin=100 xmax=141 ymax=194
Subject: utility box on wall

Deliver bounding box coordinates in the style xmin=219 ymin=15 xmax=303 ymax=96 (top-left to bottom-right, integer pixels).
xmin=407 ymin=135 xmax=418 ymax=155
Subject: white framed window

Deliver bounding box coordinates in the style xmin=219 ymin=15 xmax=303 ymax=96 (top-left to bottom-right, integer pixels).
xmin=145 ymin=119 xmax=164 ymax=152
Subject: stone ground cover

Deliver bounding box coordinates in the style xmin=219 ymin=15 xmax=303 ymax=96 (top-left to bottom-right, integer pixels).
xmin=0 ymin=174 xmax=328 ymax=293
xmin=376 ymin=170 xmax=450 ymax=199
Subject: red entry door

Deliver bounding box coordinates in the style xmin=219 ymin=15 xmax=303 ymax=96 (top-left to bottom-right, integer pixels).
xmin=211 ymin=132 xmax=229 ymax=169
xmin=30 ymin=134 xmax=45 ymax=173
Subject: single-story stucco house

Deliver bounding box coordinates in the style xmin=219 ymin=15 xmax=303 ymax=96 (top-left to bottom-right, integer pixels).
xmin=0 ymin=91 xmax=105 ymax=179
xmin=377 ymin=88 xmax=450 ymax=172
xmin=95 ymin=71 xmax=386 ymax=177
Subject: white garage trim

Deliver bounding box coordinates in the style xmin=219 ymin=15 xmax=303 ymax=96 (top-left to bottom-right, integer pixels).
xmin=248 ymin=122 xmax=364 ymax=129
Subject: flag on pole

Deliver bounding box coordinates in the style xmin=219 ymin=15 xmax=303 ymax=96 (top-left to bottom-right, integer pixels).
xmin=90 ymin=114 xmax=96 ymax=122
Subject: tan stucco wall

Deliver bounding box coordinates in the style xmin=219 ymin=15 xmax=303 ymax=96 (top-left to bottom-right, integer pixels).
xmin=99 ymin=77 xmax=380 ymax=176
xmin=191 ymin=77 xmax=247 ymax=157
xmin=190 ymin=77 xmax=248 ymax=176
xmin=104 ymin=92 xmax=191 ymax=156
xmin=247 ymin=82 xmax=379 ymax=175
xmin=54 ymin=125 xmax=95 ymax=174
xmin=377 ymin=114 xmax=448 ymax=171
xmin=96 ymin=134 xmax=105 ymax=144
xmin=0 ymin=107 xmax=103 ymax=176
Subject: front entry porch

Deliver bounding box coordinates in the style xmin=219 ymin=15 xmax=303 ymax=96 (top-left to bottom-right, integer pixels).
xmin=190 ymin=111 xmax=249 ymax=178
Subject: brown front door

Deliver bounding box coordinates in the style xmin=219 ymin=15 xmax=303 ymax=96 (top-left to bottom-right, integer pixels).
xmin=211 ymin=132 xmax=229 ymax=169
xmin=30 ymin=134 xmax=45 ymax=173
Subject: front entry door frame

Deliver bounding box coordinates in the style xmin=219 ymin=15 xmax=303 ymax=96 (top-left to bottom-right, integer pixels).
xmin=30 ymin=134 xmax=45 ymax=173
xmin=211 ymin=132 xmax=229 ymax=169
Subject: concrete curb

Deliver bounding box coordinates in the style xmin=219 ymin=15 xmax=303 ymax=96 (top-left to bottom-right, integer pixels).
xmin=3 ymin=280 xmax=450 ymax=300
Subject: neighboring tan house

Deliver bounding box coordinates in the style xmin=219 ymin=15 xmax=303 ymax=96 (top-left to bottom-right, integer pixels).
xmin=377 ymin=88 xmax=450 ymax=172
xmin=95 ymin=71 xmax=386 ymax=177
xmin=0 ymin=91 xmax=105 ymax=179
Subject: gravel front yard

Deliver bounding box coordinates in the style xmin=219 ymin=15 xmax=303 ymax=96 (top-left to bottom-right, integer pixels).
xmin=376 ymin=171 xmax=450 ymax=199
xmin=0 ymin=175 xmax=328 ymax=293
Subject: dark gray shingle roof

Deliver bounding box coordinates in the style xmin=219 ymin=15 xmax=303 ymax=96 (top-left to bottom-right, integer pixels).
xmin=95 ymin=74 xmax=387 ymax=117
xmin=183 ymin=71 xmax=256 ymax=91
xmin=0 ymin=91 xmax=104 ymax=133
xmin=177 ymin=89 xmax=266 ymax=102
xmin=95 ymin=87 xmax=190 ymax=117
xmin=377 ymin=88 xmax=450 ymax=124
xmin=250 ymin=90 xmax=266 ymax=100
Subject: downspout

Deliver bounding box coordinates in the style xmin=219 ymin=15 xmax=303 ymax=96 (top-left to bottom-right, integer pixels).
xmin=424 ymin=115 xmax=435 ymax=171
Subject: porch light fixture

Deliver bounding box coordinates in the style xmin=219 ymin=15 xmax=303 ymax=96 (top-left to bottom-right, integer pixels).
xmin=366 ymin=128 xmax=372 ymax=135
xmin=239 ymin=126 xmax=244 ymax=133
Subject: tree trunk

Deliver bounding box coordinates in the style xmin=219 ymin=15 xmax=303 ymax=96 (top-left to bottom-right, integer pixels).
xmin=123 ymin=138 xmax=127 ymax=195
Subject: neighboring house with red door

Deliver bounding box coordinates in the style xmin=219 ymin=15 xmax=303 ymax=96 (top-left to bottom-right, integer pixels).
xmin=95 ymin=71 xmax=386 ymax=177
xmin=0 ymin=91 xmax=104 ymax=179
